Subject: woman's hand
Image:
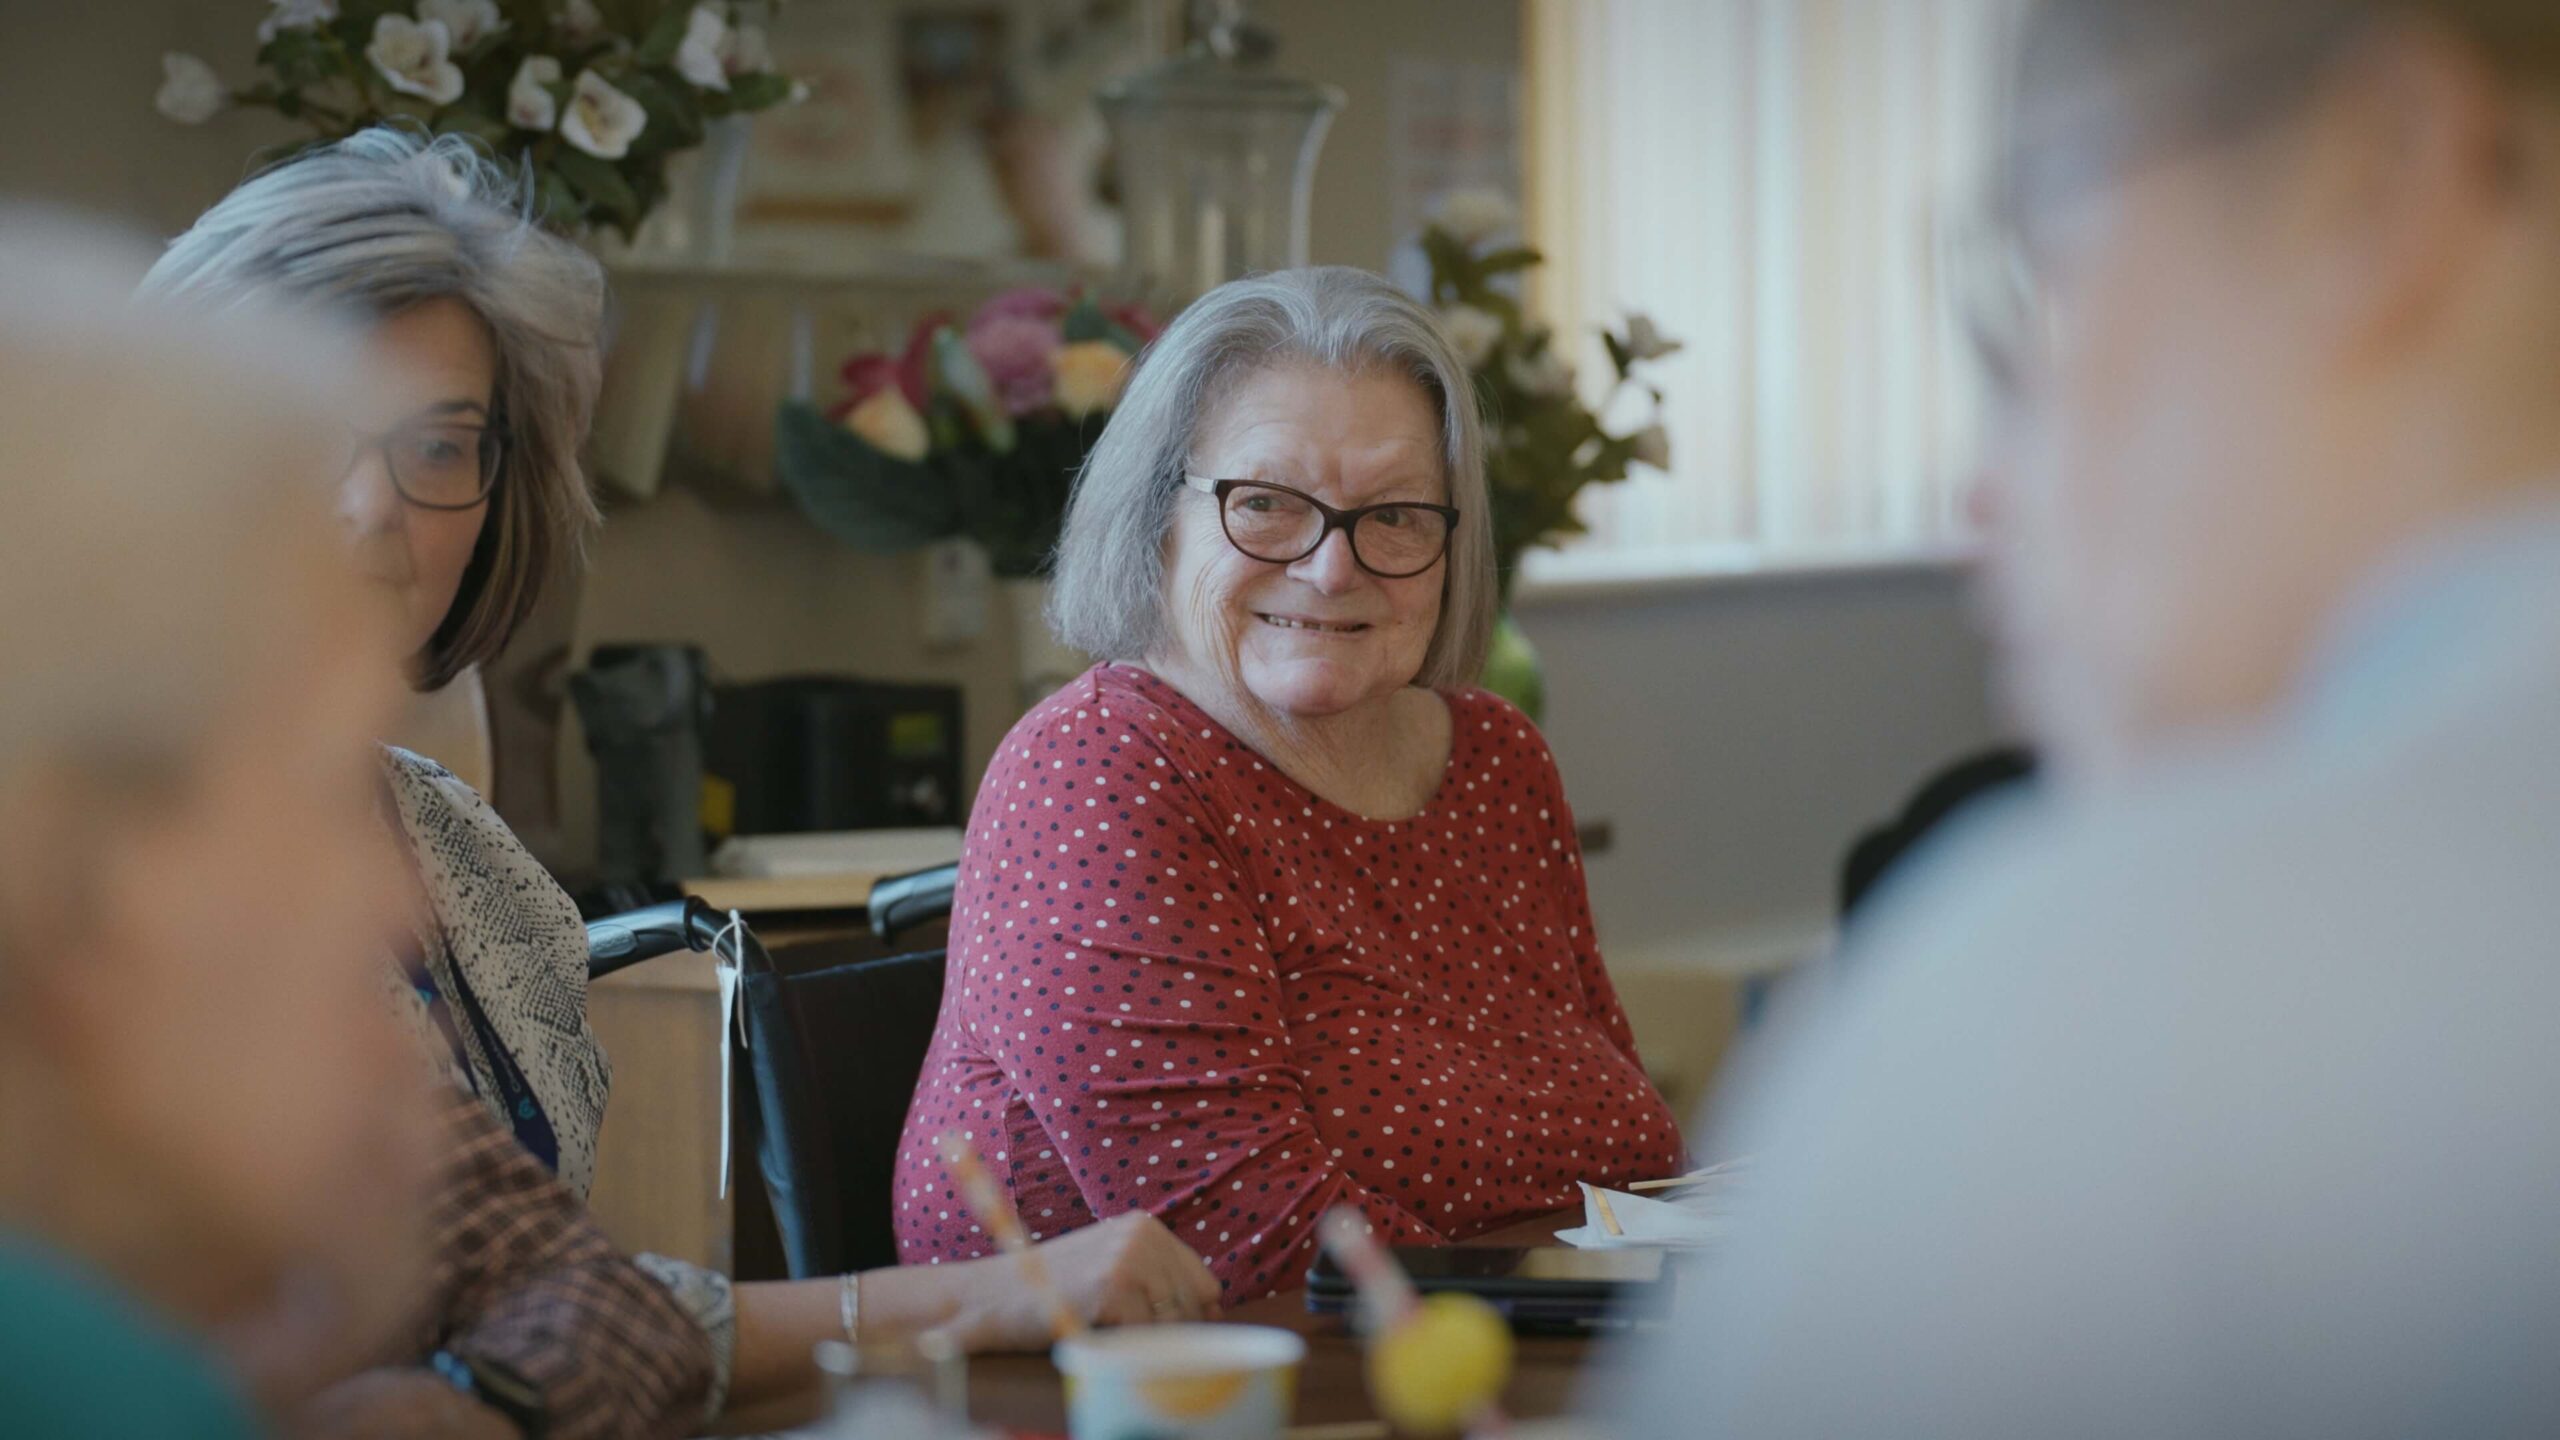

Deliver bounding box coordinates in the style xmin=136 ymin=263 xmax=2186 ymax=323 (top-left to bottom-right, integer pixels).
xmin=940 ymin=1211 xmax=1223 ymax=1351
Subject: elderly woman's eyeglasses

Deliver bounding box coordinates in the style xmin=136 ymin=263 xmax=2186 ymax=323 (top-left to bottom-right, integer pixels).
xmin=339 ymin=419 xmax=505 ymax=510
xmin=1183 ymin=475 xmax=1458 ymax=579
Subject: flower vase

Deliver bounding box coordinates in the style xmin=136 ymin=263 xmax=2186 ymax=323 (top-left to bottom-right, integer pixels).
xmin=1005 ymin=576 xmax=1089 ymax=710
xmin=1480 ymin=612 xmax=1546 ymax=724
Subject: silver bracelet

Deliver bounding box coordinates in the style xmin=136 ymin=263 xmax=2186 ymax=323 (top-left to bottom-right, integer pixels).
xmin=838 ymin=1270 xmax=862 ymax=1348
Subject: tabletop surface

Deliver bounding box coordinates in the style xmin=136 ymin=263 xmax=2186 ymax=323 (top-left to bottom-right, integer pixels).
xmin=963 ymin=1213 xmax=1601 ymax=1435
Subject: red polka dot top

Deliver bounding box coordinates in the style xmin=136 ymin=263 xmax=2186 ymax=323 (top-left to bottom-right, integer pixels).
xmin=892 ymin=664 xmax=1685 ymax=1302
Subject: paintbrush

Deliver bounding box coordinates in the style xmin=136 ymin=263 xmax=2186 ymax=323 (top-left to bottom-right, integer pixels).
xmin=937 ymin=1130 xmax=1085 ymax=1340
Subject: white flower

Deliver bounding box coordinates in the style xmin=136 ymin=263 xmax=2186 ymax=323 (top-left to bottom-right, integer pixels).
xmin=366 ymin=15 xmax=464 ymax=105
xmin=1622 ymin=312 xmax=1683 ymax=362
xmin=155 ymin=52 xmax=226 ymax=125
xmin=256 ymin=0 xmax=337 ymax=45
xmin=727 ymin=22 xmax=774 ymax=76
xmin=508 ymin=55 xmax=561 ymax=131
xmin=561 ymin=68 xmax=647 ymax=159
xmin=418 ymin=0 xmax=504 ymax=51
xmin=1630 ymin=423 xmax=1672 ymax=471
xmin=1431 ymin=187 xmax=1517 ymax=248
xmin=786 ymin=78 xmax=811 ymax=104
xmin=1439 ymin=304 xmax=1503 ymax=370
xmin=1506 ymin=346 xmax=1575 ymax=399
xmin=674 ymin=3 xmax=731 ymax=92
xmin=558 ymin=0 xmax=605 ymax=43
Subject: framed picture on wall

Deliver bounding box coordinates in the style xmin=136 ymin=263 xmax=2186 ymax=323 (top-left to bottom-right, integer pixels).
xmin=733 ymin=0 xmax=1178 ymax=269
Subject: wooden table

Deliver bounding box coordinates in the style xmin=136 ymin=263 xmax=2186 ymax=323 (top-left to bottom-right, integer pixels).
xmin=964 ymin=1215 xmax=1597 ymax=1435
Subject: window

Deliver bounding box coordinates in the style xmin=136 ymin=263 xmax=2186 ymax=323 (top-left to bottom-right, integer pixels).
xmin=1521 ymin=0 xmax=2022 ymax=582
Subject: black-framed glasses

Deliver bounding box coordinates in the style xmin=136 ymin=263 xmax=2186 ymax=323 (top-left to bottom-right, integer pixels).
xmin=1183 ymin=475 xmax=1459 ymax=579
xmin=341 ymin=418 xmax=506 ymax=511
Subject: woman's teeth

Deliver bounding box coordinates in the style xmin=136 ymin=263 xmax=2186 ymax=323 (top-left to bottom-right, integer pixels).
xmin=1259 ymin=613 xmax=1365 ymax=633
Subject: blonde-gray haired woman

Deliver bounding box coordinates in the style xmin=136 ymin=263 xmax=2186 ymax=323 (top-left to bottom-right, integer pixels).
xmin=145 ymin=128 xmax=1217 ymax=1436
xmin=893 ymin=267 xmax=1683 ymax=1303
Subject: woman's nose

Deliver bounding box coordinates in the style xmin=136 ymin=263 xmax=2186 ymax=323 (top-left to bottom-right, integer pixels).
xmin=1287 ymin=525 xmax=1366 ymax=594
xmin=335 ymin=449 xmax=404 ymax=537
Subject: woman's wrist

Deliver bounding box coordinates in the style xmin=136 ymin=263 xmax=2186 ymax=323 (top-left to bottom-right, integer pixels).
xmin=842 ymin=1261 xmax=973 ymax=1345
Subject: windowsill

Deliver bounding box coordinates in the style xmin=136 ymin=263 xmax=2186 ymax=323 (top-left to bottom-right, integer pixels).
xmin=1511 ymin=539 xmax=1979 ymax=607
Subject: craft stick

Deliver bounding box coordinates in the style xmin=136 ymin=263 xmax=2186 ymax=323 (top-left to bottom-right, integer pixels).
xmin=937 ymin=1131 xmax=1084 ymax=1339
xmin=1317 ymin=1207 xmax=1420 ymax=1329
xmin=1587 ymin=1184 xmax=1624 ymax=1237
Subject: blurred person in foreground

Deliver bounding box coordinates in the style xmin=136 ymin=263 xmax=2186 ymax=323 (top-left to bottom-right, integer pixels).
xmin=1619 ymin=1 xmax=2560 ymax=1435
xmin=0 ymin=225 xmax=435 ymax=1435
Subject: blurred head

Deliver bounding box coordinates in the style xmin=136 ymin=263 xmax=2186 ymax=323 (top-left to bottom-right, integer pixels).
xmin=0 ymin=222 xmax=426 ymax=1330
xmin=1049 ymin=268 xmax=1496 ymax=722
xmin=141 ymin=127 xmax=606 ymax=690
xmin=1974 ymin=1 xmax=2560 ymax=783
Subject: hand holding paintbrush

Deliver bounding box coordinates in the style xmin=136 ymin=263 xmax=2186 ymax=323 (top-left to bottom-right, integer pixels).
xmin=936 ymin=1131 xmax=1087 ymax=1342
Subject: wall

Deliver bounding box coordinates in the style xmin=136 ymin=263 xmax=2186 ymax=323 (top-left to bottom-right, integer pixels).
xmin=0 ymin=2 xmax=296 ymax=236
xmin=1521 ymin=561 xmax=2005 ymax=968
xmin=1260 ymin=0 xmax=1524 ymax=270
xmin=1517 ymin=562 xmax=2005 ymax=1111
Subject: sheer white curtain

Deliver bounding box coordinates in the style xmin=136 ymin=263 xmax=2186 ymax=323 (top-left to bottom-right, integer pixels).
xmin=1522 ymin=0 xmax=2021 ymax=579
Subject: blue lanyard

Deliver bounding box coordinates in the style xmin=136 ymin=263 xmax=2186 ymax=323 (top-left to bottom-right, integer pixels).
xmin=410 ymin=950 xmax=561 ymax=1176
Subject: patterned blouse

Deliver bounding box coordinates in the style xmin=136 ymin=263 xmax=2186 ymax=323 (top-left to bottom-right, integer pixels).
xmin=378 ymin=747 xmax=736 ymax=1409
xmin=893 ymin=665 xmax=1685 ymax=1302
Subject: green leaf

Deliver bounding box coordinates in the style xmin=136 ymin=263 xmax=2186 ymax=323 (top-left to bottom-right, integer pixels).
xmin=551 ymin=147 xmax=640 ymax=226
xmin=1060 ymin=298 xmax=1144 ymax=354
xmin=617 ymin=69 xmax=705 ymax=152
xmin=1474 ymin=245 xmax=1544 ymax=277
xmin=434 ymin=104 xmax=512 ymax=146
xmin=727 ymin=70 xmax=795 ymax=111
xmin=260 ymin=29 xmax=344 ymax=89
xmin=534 ymin=168 xmax=586 ymax=228
xmin=774 ymin=401 xmax=964 ymax=552
xmin=1420 ymin=229 xmax=1480 ymax=291
xmin=932 ymin=329 xmax=1017 ymax=453
xmin=634 ymin=3 xmax=692 ymax=67
xmin=1602 ymin=332 xmax=1631 ymax=381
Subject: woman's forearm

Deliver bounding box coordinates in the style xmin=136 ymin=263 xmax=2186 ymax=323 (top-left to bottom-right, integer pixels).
xmin=711 ymin=1267 xmax=981 ymax=1431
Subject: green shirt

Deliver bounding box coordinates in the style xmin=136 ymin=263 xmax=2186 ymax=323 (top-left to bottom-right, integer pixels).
xmin=0 ymin=1233 xmax=264 ymax=1439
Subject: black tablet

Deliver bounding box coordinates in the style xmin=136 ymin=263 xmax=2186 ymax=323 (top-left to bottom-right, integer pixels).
xmin=1305 ymin=1246 xmax=1669 ymax=1331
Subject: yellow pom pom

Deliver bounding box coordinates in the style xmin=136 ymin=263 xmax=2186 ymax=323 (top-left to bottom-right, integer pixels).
xmin=1367 ymin=1292 xmax=1514 ymax=1435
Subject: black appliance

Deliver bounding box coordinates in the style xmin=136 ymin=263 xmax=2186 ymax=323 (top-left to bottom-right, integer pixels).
xmin=705 ymin=676 xmax=964 ymax=835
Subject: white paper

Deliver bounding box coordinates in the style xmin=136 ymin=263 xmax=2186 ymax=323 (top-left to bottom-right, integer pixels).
xmin=1557 ymin=1181 xmax=1725 ymax=1250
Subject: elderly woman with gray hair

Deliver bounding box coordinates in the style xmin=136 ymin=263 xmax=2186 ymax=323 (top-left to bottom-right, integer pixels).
xmin=146 ymin=127 xmax=1218 ymax=1438
xmin=894 ymin=267 xmax=1685 ymax=1302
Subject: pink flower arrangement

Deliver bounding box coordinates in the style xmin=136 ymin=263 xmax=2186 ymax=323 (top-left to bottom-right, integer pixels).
xmin=782 ymin=285 xmax=1164 ymax=577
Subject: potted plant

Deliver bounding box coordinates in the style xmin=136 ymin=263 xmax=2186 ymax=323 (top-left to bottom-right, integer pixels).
xmin=1418 ymin=188 xmax=1680 ymax=719
xmin=773 ymin=285 xmax=1161 ymax=701
xmin=156 ymin=1 xmax=802 ymax=238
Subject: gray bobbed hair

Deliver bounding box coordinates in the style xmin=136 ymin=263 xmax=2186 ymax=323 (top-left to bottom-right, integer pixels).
xmin=1047 ymin=266 xmax=1498 ymax=690
xmin=139 ymin=127 xmax=605 ymax=691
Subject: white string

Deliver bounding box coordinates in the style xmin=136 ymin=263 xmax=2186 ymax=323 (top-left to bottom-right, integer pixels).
xmin=712 ymin=906 xmax=747 ymax=1197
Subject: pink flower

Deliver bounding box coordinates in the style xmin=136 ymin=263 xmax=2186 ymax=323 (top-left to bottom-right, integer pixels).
xmin=974 ymin=286 xmax=1070 ymax=326
xmin=965 ymin=311 xmax=1063 ymax=417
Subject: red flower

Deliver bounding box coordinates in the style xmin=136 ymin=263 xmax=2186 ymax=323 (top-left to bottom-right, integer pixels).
xmin=1106 ymin=300 xmax=1162 ymax=345
xmin=838 ymin=313 xmax=949 ymax=412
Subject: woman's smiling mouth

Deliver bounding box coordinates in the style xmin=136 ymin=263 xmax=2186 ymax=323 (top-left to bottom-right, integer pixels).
xmin=1257 ymin=612 xmax=1370 ymax=635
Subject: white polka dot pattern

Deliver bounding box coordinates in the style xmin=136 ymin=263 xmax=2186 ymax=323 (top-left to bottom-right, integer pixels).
xmin=891 ymin=665 xmax=1685 ymax=1302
